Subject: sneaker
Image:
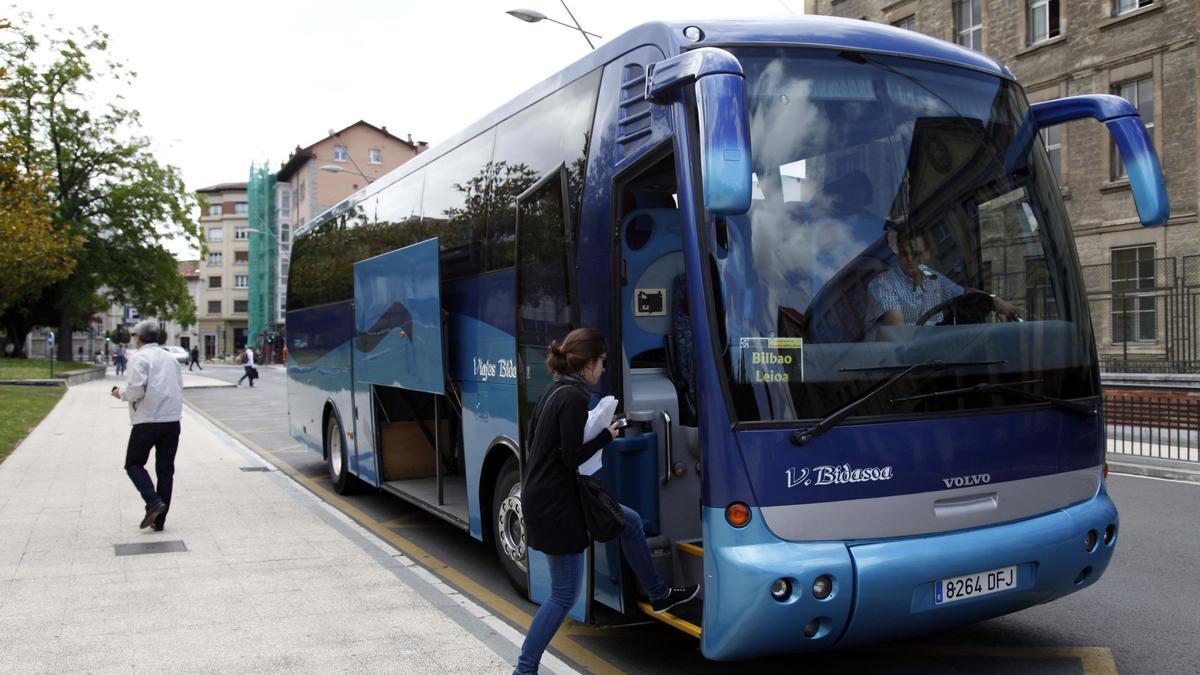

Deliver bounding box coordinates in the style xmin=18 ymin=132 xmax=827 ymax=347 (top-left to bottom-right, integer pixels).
xmin=140 ymin=502 xmax=167 ymax=529
xmin=650 ymin=585 xmax=699 ymax=614
xmin=151 ymin=523 xmax=164 ymax=532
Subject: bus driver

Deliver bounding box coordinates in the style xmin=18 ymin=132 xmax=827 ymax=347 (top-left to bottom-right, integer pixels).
xmin=868 ymin=225 xmax=1022 ymax=330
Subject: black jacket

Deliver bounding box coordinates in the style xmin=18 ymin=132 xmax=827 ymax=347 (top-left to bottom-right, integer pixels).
xmin=523 ymin=377 xmax=613 ymax=555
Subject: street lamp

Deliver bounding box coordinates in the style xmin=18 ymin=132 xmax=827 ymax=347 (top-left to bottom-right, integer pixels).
xmin=506 ymin=2 xmax=601 ymax=49
xmin=319 ymin=164 xmax=374 ymax=182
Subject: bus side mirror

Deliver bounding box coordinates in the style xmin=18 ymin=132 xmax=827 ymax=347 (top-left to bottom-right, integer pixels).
xmin=696 ymin=74 xmax=752 ymax=215
xmin=1010 ymin=95 xmax=1168 ymax=227
xmin=647 ymin=48 xmax=753 ymax=215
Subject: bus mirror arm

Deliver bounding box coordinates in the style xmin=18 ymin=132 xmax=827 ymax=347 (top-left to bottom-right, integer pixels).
xmin=647 ymin=48 xmax=753 ymax=215
xmin=1006 ymin=95 xmax=1168 ymax=227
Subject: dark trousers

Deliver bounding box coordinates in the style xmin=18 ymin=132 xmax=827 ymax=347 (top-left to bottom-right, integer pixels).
xmin=238 ymin=365 xmax=254 ymax=386
xmin=124 ymin=421 xmax=180 ymax=527
xmin=188 ymin=356 xmax=202 ymax=371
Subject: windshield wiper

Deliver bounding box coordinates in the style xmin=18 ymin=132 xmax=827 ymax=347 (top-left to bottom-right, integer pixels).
xmin=791 ymin=360 xmax=1005 ymax=446
xmin=891 ymin=379 xmax=1096 ymax=418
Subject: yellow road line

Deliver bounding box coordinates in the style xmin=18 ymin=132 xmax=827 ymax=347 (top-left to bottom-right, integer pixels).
xmin=185 ymin=401 xmax=623 ymax=675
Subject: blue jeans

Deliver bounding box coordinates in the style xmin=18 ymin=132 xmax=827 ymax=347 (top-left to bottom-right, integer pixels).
xmin=515 ymin=504 xmax=668 ymax=674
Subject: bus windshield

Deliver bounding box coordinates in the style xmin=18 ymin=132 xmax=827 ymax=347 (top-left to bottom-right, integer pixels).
xmin=713 ymin=47 xmax=1097 ymax=423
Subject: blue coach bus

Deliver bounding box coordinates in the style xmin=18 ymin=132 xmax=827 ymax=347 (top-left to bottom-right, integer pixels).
xmin=286 ymin=17 xmax=1166 ymax=660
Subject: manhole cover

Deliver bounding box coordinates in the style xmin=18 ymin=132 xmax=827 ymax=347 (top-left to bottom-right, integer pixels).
xmin=114 ymin=540 xmax=187 ymax=556
xmin=239 ymin=466 xmax=273 ymax=472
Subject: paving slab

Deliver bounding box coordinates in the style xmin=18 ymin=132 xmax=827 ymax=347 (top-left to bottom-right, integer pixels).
xmin=0 ymin=378 xmax=528 ymax=673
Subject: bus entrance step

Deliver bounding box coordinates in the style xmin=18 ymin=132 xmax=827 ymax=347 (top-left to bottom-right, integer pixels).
xmin=637 ymin=600 xmax=702 ymax=639
xmin=677 ymin=540 xmax=703 ymax=557
xmin=677 ymin=540 xmax=704 ymax=590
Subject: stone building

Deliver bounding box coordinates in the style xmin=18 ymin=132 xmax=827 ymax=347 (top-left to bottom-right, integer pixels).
xmin=809 ymin=0 xmax=1199 ymax=369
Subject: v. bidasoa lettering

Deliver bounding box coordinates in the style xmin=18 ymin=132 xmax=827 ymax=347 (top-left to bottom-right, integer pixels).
xmin=786 ymin=464 xmax=893 ymax=488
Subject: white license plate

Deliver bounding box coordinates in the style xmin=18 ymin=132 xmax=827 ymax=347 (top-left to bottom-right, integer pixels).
xmin=934 ymin=565 xmax=1017 ymax=605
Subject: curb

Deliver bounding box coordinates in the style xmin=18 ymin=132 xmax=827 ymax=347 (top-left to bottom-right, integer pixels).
xmin=1106 ymin=453 xmax=1200 ymax=483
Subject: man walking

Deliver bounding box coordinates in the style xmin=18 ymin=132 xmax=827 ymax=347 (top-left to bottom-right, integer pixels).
xmin=237 ymin=345 xmax=255 ymax=387
xmin=188 ymin=345 xmax=202 ymax=371
xmin=110 ymin=320 xmax=183 ymax=531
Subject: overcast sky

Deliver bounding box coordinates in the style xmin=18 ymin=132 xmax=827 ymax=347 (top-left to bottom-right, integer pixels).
xmin=15 ymin=1 xmax=803 ymax=190
xmin=11 ymin=1 xmax=804 ymax=257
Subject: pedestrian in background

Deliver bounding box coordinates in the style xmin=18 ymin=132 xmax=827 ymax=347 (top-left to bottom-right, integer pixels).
xmin=114 ymin=344 xmax=127 ymax=376
xmin=188 ymin=345 xmax=202 ymax=371
xmin=110 ymin=320 xmax=183 ymax=531
xmin=514 ymin=327 xmax=698 ymax=675
xmin=237 ymin=345 xmax=256 ymax=387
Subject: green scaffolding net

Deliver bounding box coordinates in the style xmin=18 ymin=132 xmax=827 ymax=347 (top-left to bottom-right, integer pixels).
xmin=246 ymin=162 xmax=277 ymax=353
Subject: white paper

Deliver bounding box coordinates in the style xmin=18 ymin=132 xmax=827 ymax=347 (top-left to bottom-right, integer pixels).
xmin=579 ymin=395 xmax=618 ymax=476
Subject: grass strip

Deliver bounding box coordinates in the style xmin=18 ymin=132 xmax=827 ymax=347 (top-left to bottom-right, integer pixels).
xmin=0 ymin=385 xmax=66 ymax=464
xmin=0 ymin=358 xmax=92 ymax=380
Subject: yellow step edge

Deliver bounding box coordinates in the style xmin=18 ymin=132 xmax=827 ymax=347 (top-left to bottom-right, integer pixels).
xmin=677 ymin=542 xmax=704 ymax=558
xmin=637 ymin=601 xmax=702 ymax=638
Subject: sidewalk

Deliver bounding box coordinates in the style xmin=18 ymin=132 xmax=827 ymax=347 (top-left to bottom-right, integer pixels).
xmin=0 ymin=377 xmax=532 ymax=673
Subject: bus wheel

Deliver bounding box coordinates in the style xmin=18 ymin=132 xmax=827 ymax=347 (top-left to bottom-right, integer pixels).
xmin=326 ymin=414 xmax=353 ymax=494
xmin=493 ymin=458 xmax=528 ymax=594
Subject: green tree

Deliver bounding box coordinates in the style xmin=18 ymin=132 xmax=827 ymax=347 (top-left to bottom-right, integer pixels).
xmin=0 ymin=14 xmax=199 ymax=359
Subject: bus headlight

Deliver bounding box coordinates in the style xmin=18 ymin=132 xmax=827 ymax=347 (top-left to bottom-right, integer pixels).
xmin=770 ymin=578 xmax=791 ymax=602
xmin=812 ymin=575 xmax=833 ymax=599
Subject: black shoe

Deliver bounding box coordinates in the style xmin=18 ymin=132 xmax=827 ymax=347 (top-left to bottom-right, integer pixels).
xmin=151 ymin=523 xmax=164 ymax=532
xmin=140 ymin=502 xmax=167 ymax=529
xmin=650 ymin=585 xmax=700 ymax=614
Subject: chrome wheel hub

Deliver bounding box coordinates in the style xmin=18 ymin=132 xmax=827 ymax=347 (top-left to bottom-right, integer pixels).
xmin=497 ymin=483 xmax=527 ymax=571
xmin=329 ymin=425 xmax=342 ymax=478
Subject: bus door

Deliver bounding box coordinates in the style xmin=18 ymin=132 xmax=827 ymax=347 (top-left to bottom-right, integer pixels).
xmin=351 ymin=238 xmax=447 ymax=498
xmin=514 ymin=165 xmax=589 ymax=622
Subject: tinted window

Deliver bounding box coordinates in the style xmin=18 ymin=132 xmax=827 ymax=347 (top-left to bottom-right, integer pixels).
xmin=421 ymin=130 xmax=495 ymax=277
xmin=488 ymin=69 xmax=600 ymax=270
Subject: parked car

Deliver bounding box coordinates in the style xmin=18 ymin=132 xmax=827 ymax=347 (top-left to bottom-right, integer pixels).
xmin=163 ymin=345 xmax=189 ymax=365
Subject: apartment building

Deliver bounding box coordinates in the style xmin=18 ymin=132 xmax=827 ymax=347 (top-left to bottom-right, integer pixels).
xmin=272 ymin=121 xmax=427 ymax=329
xmin=809 ymin=0 xmax=1198 ymax=367
xmin=195 ymin=182 xmax=251 ymax=359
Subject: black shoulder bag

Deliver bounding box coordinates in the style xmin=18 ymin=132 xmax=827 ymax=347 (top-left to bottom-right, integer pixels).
xmin=529 ymin=383 xmax=625 ymax=542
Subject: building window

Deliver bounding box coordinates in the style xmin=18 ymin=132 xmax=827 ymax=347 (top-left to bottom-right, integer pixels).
xmin=234 ymin=202 xmax=249 ymax=214
xmin=1041 ymin=125 xmax=1062 ymax=183
xmin=208 ymin=227 xmax=224 ymax=242
xmin=1111 ymin=78 xmax=1153 ymax=180
xmin=1027 ymin=0 xmax=1060 ymax=44
xmin=1114 ymin=0 xmax=1152 ymax=16
xmin=333 ymin=145 xmax=348 ymax=162
xmin=369 ymin=148 xmax=382 ymax=164
xmin=892 ymin=15 xmax=916 ymax=31
xmin=209 ymin=276 xmax=222 ymax=289
xmin=954 ymin=0 xmax=982 ymax=51
xmin=234 ymin=250 xmax=249 ymax=266
xmin=299 ymin=181 xmax=305 ymax=202
xmin=234 ymin=227 xmax=249 ymax=240
xmin=278 ymin=187 xmax=291 ymax=213
xmin=208 ymin=300 xmax=221 ymax=314
xmin=280 ymin=226 xmax=289 ymax=243
xmin=234 ymin=300 xmax=248 ymax=313
xmin=207 ymin=204 xmax=222 ymax=217
xmin=234 ymin=275 xmax=248 ymax=288
xmin=1110 ymin=245 xmax=1156 ymax=343
xmin=207 ymin=252 xmax=222 ymax=266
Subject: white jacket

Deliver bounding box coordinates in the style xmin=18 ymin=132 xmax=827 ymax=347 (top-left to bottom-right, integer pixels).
xmin=120 ymin=343 xmax=183 ymax=424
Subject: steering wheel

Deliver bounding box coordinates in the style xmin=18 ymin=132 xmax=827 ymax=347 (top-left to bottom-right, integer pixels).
xmin=916 ymin=291 xmax=996 ymax=326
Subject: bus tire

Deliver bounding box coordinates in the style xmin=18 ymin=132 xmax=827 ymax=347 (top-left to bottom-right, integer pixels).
xmin=326 ymin=414 xmax=353 ymax=494
xmin=492 ymin=457 xmax=529 ymax=595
